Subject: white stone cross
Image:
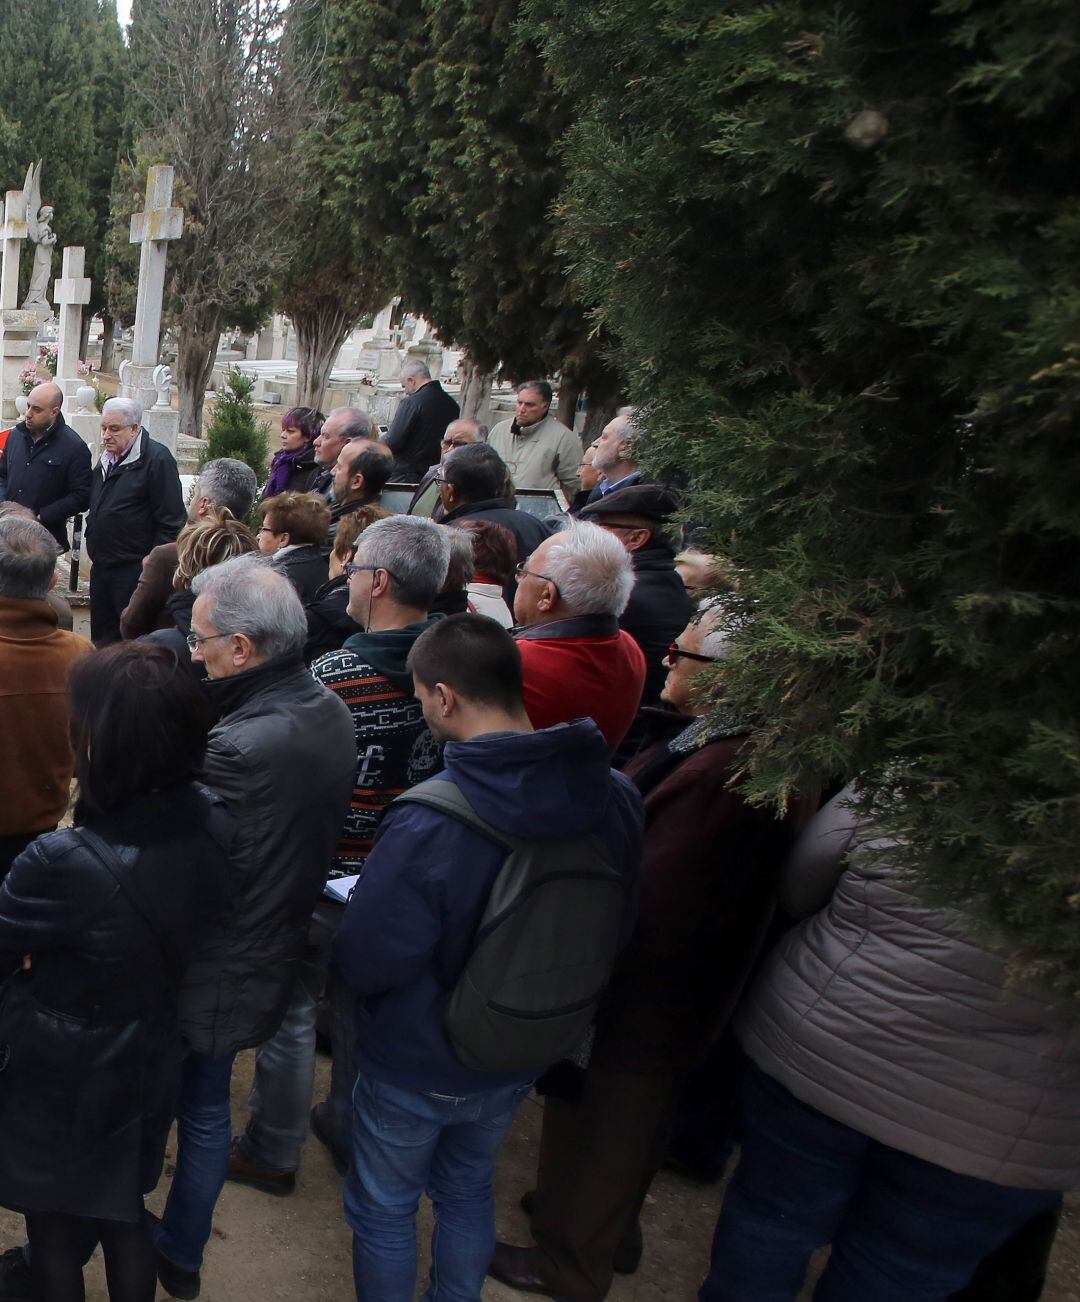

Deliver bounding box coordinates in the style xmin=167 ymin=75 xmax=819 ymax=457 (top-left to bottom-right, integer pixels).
xmin=53 ymin=245 xmax=92 ymax=383
xmin=0 ymin=190 xmax=28 ymax=312
xmin=129 ymin=165 xmax=184 ymax=368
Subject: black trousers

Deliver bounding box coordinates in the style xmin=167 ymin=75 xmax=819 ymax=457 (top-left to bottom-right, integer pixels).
xmin=89 ymin=560 xmax=143 ymax=646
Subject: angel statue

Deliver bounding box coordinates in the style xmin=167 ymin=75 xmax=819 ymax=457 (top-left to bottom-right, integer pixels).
xmin=21 ymin=161 xmax=56 ymax=311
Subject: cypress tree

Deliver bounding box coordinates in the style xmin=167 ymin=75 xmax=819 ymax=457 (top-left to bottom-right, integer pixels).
xmin=534 ymin=0 xmax=1080 ymax=988
xmin=200 ymin=370 xmax=269 ymax=483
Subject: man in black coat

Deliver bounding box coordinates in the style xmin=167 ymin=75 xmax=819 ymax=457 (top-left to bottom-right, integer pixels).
xmin=381 ymin=360 xmax=459 ymax=483
xmin=579 ymin=484 xmax=692 ymax=706
xmin=0 ymin=382 xmax=91 ymax=549
xmin=438 ymin=442 xmax=548 ymax=564
xmin=85 ymin=397 xmax=186 ymax=646
xmin=153 ymin=556 xmax=355 ymax=1300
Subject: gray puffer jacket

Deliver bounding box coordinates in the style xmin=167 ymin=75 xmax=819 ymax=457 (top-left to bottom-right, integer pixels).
xmin=736 ymin=790 xmax=1080 ymax=1190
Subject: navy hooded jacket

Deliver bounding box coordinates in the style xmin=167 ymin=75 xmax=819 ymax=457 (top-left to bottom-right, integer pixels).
xmin=332 ymin=718 xmax=644 ymax=1093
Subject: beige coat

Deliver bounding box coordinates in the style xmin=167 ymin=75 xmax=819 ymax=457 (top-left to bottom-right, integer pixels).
xmin=489 ymin=413 xmax=581 ymax=500
xmin=736 ymin=793 xmax=1080 ymax=1190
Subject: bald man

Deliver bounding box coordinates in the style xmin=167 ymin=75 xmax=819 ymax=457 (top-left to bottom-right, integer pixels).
xmin=0 ymin=381 xmax=91 ymax=550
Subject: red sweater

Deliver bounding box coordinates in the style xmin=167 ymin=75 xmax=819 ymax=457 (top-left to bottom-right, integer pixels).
xmin=517 ymin=622 xmax=646 ymax=749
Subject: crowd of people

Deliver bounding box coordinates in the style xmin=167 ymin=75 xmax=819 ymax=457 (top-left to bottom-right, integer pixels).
xmin=0 ymin=368 xmax=1076 ymax=1302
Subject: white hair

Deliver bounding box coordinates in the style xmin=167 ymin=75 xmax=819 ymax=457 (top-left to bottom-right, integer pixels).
xmin=401 ymin=359 xmax=431 ymax=382
xmin=192 ymin=554 xmax=307 ymax=660
xmin=696 ymin=597 xmax=736 ymax=658
xmin=611 ymin=406 xmax=644 ymax=457
xmin=544 ymin=520 xmax=634 ymax=617
xmin=102 ymin=395 xmax=143 ymax=427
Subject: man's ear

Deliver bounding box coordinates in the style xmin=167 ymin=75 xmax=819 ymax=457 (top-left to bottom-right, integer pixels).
xmin=625 ymin=527 xmax=653 ymax=553
xmin=232 ymin=632 xmax=257 ymax=667
xmin=435 ymin=682 xmax=454 ymax=717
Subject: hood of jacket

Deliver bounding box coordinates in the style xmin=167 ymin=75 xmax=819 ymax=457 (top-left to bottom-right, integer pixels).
xmin=342 ymin=614 xmax=442 ymax=692
xmin=440 ymin=718 xmax=615 ymax=842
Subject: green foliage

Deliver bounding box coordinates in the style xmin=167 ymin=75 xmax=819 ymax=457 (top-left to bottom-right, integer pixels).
xmin=200 ymin=370 xmax=269 ymax=481
xmin=535 ymin=0 xmax=1080 ymax=989
xmin=316 ymin=0 xmax=596 ymax=382
xmin=0 ymin=0 xmax=124 ymax=303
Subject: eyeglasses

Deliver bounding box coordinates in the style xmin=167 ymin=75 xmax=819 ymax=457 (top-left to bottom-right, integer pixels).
xmin=666 ymin=641 xmax=717 ymax=665
xmin=515 ymin=563 xmax=557 ymax=586
xmin=441 ymin=437 xmax=473 ymax=449
xmin=186 ymin=631 xmax=231 ymax=653
xmin=345 ymin=562 xmax=402 ymax=584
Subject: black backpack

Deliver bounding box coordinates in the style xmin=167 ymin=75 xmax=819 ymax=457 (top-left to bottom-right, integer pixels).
xmin=396 ymin=778 xmax=630 ymax=1073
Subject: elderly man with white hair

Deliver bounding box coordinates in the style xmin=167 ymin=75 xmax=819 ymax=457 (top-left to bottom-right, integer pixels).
xmin=85 ymin=396 xmax=186 ymax=644
xmin=512 ymin=520 xmax=646 ymax=750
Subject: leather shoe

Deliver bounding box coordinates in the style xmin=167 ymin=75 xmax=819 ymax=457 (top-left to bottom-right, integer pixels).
xmin=145 ymin=1210 xmax=201 ymax=1301
xmin=225 ymin=1137 xmax=296 ymax=1196
xmin=487 ymin=1243 xmax=570 ymax=1300
xmin=517 ymin=1191 xmax=642 ymax=1275
xmin=310 ymin=1103 xmax=350 ymax=1176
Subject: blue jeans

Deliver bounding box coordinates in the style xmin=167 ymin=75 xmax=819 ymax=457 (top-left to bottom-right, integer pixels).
xmin=243 ymin=902 xmax=354 ymax=1171
xmin=344 ymin=1072 xmax=532 ymax=1302
xmin=155 ymin=1051 xmax=237 ymax=1274
xmin=699 ymin=1065 xmax=1062 ymax=1302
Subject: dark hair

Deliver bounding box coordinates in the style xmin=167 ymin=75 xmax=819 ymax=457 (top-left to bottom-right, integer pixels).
xmin=259 ymin=490 xmax=331 ymax=545
xmin=407 ymin=612 xmax=524 ymax=712
xmin=456 ymin=519 xmax=516 ymax=586
xmin=517 ymin=379 xmax=553 ymax=405
xmin=442 ymin=442 xmax=509 ymax=503
xmin=281 ymin=406 xmax=324 ymax=444
xmin=332 ymin=504 xmax=390 ymax=562
xmin=70 ymin=643 xmax=214 ymax=820
xmin=343 ymin=441 xmax=394 ymax=498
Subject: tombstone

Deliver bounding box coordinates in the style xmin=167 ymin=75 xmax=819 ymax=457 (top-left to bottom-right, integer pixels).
xmin=406 ymin=338 xmax=444 ymax=386
xmin=53 ymin=246 xmax=91 ymax=399
xmin=0 ymin=187 xmax=39 ymax=423
xmin=121 ymin=166 xmax=183 ymax=451
xmin=250 ymin=313 xmax=288 ymax=362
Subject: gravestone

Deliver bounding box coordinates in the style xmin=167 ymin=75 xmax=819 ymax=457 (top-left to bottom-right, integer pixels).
xmin=122 ymin=166 xmax=183 ymax=451
xmin=0 ymin=187 xmax=39 ymax=423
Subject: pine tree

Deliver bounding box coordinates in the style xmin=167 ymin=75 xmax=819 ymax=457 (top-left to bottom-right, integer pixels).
xmin=200 ymin=370 xmax=269 ymax=485
xmin=533 ymin=0 xmax=1080 ymax=989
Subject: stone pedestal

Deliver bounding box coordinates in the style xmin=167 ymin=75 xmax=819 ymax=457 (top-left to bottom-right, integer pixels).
xmin=64 ymin=383 xmax=100 ymax=454
xmin=0 ymin=308 xmax=46 ymax=422
xmin=407 ymin=338 xmax=443 ymax=383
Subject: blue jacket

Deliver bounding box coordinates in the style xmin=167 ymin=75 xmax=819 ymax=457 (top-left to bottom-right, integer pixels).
xmin=0 ymin=417 xmax=92 ymax=549
xmin=333 ymin=719 xmax=644 ymax=1093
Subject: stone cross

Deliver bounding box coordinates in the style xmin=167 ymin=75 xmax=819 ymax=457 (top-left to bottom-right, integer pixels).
xmin=129 ymin=165 xmax=184 ymax=368
xmin=53 ymin=245 xmax=92 ymax=387
xmin=0 ymin=190 xmax=28 ymax=312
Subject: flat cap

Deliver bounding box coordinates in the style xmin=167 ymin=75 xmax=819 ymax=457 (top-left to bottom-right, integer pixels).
xmin=579 ymin=482 xmax=681 ymax=522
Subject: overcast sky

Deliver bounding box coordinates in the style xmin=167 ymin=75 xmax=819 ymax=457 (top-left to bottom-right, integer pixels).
xmin=117 ymin=0 xmax=132 ymax=30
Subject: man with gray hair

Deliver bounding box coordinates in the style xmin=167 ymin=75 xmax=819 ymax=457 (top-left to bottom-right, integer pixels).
xmin=382 ymin=358 xmax=460 ymax=484
xmin=226 ymin=516 xmax=450 ymax=1193
xmin=587 ymin=406 xmax=644 ymax=502
xmin=86 ymin=396 xmax=186 ymax=645
xmin=152 ymin=555 xmax=355 ymax=1299
xmin=513 ymin=520 xmax=646 ymax=750
xmin=0 ymin=515 xmax=91 ymax=876
xmin=120 ymin=456 xmax=258 ymax=639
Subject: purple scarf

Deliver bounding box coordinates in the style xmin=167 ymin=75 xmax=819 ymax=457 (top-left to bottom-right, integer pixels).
xmin=263 ymin=444 xmax=312 ymax=499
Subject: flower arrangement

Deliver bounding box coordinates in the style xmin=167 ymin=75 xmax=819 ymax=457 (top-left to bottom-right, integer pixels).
xmin=77 ymin=360 xmax=94 ymax=378
xmin=38 ymin=343 xmax=58 ymax=376
xmin=18 ymin=365 xmax=38 ymax=395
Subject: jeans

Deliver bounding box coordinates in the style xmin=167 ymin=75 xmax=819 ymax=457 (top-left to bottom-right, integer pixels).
xmin=243 ymin=901 xmax=349 ymax=1171
xmin=344 ymin=1072 xmax=532 ymax=1302
xmin=699 ymin=1065 xmax=1062 ymax=1302
xmin=155 ymin=1051 xmax=237 ymax=1274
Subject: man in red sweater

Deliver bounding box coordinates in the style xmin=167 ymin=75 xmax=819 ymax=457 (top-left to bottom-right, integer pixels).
xmin=513 ymin=520 xmax=646 ymax=750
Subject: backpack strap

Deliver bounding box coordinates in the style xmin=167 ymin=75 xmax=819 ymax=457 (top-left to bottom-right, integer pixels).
xmin=394 ymin=779 xmax=518 ymax=853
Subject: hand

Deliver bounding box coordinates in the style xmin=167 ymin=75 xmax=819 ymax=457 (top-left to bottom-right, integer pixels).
xmin=21 ymin=955 xmax=31 ymax=972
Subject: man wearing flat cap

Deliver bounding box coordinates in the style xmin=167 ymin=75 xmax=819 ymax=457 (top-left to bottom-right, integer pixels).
xmin=578 ymin=483 xmax=692 ymax=706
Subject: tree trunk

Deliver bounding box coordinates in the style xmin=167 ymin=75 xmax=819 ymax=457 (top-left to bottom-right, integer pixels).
xmin=78 ymin=313 xmax=92 ymax=368
xmin=556 ymin=380 xmax=581 ymax=430
xmin=459 ymin=362 xmax=493 ymax=422
xmin=177 ymin=314 xmax=222 ymax=439
xmin=293 ymin=300 xmax=357 ymax=411
xmin=99 ymin=313 xmax=117 ymax=375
